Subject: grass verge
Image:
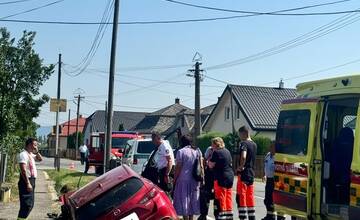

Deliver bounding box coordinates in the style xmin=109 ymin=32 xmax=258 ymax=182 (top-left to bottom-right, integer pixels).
xmin=45 ymin=169 xmax=96 ymax=194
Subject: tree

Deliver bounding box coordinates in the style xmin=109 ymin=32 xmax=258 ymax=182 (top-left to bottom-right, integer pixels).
xmin=67 ymin=132 xmax=84 ymax=149
xmin=0 ymin=28 xmax=54 ymax=180
xmin=0 ymin=28 xmax=53 ymax=141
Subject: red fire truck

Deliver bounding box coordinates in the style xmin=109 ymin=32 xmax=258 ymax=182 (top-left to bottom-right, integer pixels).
xmin=88 ymin=131 xmax=141 ymax=174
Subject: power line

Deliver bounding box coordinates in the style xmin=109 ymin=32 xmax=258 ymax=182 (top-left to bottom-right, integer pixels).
xmin=163 ymin=0 xmax=354 ymax=16
xmin=84 ymin=100 xmax=161 ymax=110
xmin=66 ymin=0 xmax=113 ymax=76
xmin=205 ymin=11 xmax=360 ymax=70
xmin=0 ymin=0 xmax=33 ymax=5
xmin=66 ymin=67 xmax=225 ymax=88
xmin=2 ymin=6 xmax=360 ymax=26
xmin=0 ymin=0 xmax=65 ymax=19
xmin=63 ymin=63 xmax=192 ymax=72
xmin=260 ymin=57 xmax=360 ymax=86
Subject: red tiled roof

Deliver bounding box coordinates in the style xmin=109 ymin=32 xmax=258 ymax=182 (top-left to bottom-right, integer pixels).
xmin=50 ymin=116 xmax=86 ymax=137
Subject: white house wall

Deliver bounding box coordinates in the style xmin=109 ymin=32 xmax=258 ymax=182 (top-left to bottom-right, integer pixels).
xmin=204 ymin=90 xmax=276 ymax=140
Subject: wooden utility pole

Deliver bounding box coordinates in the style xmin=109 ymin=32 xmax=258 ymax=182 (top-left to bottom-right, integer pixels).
xmin=74 ymin=95 xmax=84 ymax=160
xmin=187 ymin=55 xmax=203 ymax=145
xmin=105 ymin=0 xmax=120 ymax=171
xmin=67 ymin=109 xmax=71 ymax=149
xmin=194 ymin=62 xmax=202 ymax=141
xmin=54 ymin=53 xmax=61 ymax=171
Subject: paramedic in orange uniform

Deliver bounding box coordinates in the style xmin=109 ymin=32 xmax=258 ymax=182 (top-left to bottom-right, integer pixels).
xmin=237 ymin=126 xmax=257 ymax=220
xmin=208 ymin=137 xmax=234 ymax=220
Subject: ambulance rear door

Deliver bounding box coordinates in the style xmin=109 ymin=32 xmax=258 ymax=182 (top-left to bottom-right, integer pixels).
xmin=274 ymin=98 xmax=320 ymax=218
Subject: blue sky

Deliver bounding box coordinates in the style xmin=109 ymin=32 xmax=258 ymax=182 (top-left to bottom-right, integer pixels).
xmin=1 ymin=0 xmax=360 ymax=126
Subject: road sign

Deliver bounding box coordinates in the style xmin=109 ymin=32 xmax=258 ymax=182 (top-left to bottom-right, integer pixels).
xmin=50 ymin=98 xmax=67 ymax=112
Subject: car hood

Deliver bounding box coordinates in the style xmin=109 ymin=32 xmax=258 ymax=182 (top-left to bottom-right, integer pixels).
xmin=69 ymin=165 xmax=139 ymax=208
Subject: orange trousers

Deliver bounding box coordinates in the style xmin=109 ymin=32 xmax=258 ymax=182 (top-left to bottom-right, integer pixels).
xmin=214 ymin=181 xmax=233 ymax=219
xmin=236 ymin=176 xmax=255 ymax=220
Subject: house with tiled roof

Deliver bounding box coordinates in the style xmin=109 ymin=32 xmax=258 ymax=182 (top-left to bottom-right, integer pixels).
xmin=47 ymin=116 xmax=87 ymax=157
xmin=203 ymin=84 xmax=297 ymax=140
xmin=83 ymin=110 xmax=147 ymax=144
xmin=132 ymin=98 xmax=191 ymax=135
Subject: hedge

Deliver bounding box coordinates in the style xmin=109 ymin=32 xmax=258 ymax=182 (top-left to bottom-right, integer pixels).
xmin=197 ymin=132 xmax=271 ymax=156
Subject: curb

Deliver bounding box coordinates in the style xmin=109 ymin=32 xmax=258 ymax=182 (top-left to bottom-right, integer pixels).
xmin=43 ymin=171 xmax=58 ymax=201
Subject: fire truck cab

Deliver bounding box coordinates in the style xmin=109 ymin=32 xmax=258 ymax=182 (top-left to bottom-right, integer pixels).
xmin=88 ymin=131 xmax=141 ymax=174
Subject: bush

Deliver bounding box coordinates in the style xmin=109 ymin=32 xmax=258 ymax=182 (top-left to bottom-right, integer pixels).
xmin=252 ymin=136 xmax=272 ymax=156
xmin=197 ymin=132 xmax=239 ymax=153
xmin=197 ymin=132 xmax=271 ymax=156
xmin=197 ymin=132 xmax=227 ymax=153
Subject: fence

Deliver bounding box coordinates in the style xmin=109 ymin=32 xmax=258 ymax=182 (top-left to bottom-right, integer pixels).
xmin=232 ymin=153 xmax=264 ymax=178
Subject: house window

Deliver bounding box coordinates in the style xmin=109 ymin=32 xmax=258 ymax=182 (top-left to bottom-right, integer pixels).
xmin=225 ymin=107 xmax=230 ymax=120
xmin=235 ymin=106 xmax=241 ymax=120
xmin=181 ymin=116 xmax=185 ymax=127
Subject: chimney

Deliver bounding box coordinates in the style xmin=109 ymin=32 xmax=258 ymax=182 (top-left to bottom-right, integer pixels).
xmin=175 ymin=97 xmax=180 ymax=104
xmin=279 ymin=79 xmax=284 ymax=89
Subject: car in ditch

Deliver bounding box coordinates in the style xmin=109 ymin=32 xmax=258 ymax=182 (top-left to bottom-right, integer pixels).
xmin=59 ymin=164 xmax=177 ymax=220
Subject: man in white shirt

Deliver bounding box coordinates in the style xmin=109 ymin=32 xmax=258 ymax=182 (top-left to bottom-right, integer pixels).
xmin=79 ymin=144 xmax=88 ymax=165
xmin=151 ymin=132 xmax=175 ymax=193
xmin=17 ymin=137 xmax=43 ymax=220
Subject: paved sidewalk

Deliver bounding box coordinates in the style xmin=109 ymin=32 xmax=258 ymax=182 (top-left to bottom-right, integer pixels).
xmin=0 ymin=169 xmax=54 ymax=220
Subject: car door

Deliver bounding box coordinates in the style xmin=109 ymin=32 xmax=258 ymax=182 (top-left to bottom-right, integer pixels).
xmin=273 ymin=98 xmax=320 ymax=218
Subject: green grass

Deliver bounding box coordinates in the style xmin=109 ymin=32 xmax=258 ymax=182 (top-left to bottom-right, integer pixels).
xmin=45 ymin=169 xmax=97 ymax=194
xmin=5 ymin=172 xmax=20 ymax=202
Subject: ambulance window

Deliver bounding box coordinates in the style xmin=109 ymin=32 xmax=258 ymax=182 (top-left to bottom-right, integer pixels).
xmin=276 ymin=110 xmax=310 ymax=156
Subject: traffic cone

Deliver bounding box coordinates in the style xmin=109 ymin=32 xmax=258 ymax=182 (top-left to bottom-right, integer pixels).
xmin=69 ymin=162 xmax=75 ymax=170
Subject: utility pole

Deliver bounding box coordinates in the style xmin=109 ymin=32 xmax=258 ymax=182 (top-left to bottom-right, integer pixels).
xmin=187 ymin=53 xmax=203 ymax=145
xmin=104 ymin=101 xmax=107 ymax=174
xmin=54 ymin=53 xmax=61 ymax=171
xmin=74 ymin=94 xmax=84 ymax=160
xmin=67 ymin=109 xmax=71 ymax=149
xmin=105 ymin=0 xmax=120 ymax=171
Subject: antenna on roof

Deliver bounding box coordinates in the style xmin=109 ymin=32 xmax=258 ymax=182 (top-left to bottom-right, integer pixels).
xmin=279 ymin=79 xmax=284 ymax=89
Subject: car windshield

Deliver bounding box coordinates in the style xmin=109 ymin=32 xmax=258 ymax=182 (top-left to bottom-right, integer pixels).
xmin=112 ymin=138 xmax=132 ymax=149
xmin=76 ymin=177 xmax=144 ymax=219
xmin=137 ymin=141 xmax=156 ymax=154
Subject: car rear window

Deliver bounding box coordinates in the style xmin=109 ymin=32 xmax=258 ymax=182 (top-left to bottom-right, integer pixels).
xmin=76 ymin=177 xmax=144 ymax=219
xmin=112 ymin=138 xmax=132 ymax=149
xmin=137 ymin=141 xmax=156 ymax=154
xmin=276 ymin=110 xmax=310 ymax=156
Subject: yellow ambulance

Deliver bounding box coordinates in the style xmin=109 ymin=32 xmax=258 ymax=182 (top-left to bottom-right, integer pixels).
xmin=274 ymin=75 xmax=360 ymax=220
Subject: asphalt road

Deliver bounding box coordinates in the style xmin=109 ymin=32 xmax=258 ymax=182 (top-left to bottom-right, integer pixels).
xmin=37 ymin=156 xmax=95 ymax=173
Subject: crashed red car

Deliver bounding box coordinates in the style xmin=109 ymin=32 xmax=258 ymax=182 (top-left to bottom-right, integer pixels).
xmin=60 ymin=165 xmax=177 ymax=220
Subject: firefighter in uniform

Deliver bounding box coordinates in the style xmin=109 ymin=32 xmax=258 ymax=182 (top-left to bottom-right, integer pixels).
xmin=237 ymin=126 xmax=257 ymax=220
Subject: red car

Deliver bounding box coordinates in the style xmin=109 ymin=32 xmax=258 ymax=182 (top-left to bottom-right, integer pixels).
xmin=60 ymin=165 xmax=177 ymax=220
